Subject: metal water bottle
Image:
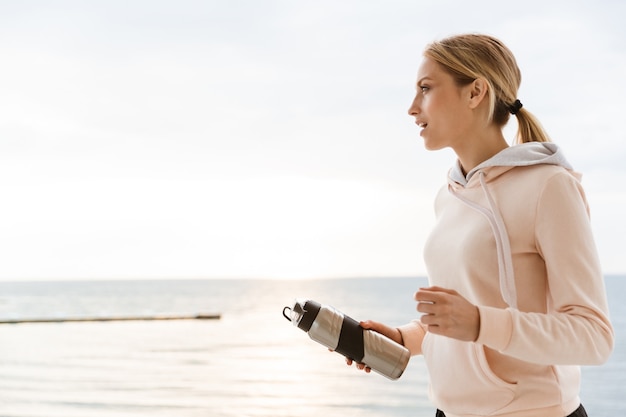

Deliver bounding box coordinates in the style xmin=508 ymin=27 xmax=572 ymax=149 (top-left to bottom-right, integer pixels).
xmin=282 ymin=299 xmax=410 ymax=380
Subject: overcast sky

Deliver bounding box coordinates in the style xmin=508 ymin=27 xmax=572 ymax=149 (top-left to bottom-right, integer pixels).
xmin=1 ymin=0 xmax=625 ymax=281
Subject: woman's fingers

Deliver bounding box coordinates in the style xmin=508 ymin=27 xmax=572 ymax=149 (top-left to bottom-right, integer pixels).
xmin=414 ymin=286 xmax=480 ymax=342
xmin=359 ymin=320 xmax=403 ymax=345
xmin=346 ymin=356 xmax=370 ymax=372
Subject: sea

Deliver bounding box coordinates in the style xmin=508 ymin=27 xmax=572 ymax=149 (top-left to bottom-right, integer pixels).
xmin=0 ymin=276 xmax=623 ymax=417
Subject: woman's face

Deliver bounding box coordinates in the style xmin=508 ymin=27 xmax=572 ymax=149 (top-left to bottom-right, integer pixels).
xmin=408 ymin=57 xmax=474 ymax=151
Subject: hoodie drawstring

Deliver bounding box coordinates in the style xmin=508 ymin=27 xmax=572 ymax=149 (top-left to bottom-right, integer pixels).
xmin=448 ymin=171 xmax=518 ymax=309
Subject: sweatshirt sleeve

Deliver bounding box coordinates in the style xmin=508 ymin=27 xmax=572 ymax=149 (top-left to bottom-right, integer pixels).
xmin=398 ymin=320 xmax=427 ymax=356
xmin=476 ymin=171 xmax=614 ymax=365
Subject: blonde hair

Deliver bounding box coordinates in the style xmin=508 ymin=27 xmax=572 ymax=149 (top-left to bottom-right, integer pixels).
xmin=424 ymin=34 xmax=550 ymax=144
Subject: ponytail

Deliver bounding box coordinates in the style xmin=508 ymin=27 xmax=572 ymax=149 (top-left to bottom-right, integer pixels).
xmin=514 ymin=108 xmax=551 ymax=144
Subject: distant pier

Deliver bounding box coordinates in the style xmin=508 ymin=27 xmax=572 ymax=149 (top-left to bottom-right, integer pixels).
xmin=0 ymin=313 xmax=221 ymax=324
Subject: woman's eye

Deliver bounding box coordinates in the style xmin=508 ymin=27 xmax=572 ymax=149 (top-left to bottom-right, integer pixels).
xmin=419 ymin=85 xmax=429 ymax=93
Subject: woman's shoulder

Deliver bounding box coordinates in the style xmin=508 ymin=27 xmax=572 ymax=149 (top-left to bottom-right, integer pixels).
xmin=507 ymin=163 xmax=582 ymax=185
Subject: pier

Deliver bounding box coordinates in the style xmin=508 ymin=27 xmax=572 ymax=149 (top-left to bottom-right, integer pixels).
xmin=0 ymin=313 xmax=221 ymax=324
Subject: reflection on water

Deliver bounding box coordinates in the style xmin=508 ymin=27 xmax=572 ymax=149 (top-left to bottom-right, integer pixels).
xmin=0 ymin=278 xmax=430 ymax=417
xmin=0 ymin=316 xmax=428 ymax=417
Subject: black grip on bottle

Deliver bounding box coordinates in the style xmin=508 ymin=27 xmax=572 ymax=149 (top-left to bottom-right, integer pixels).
xmin=335 ymin=315 xmax=365 ymax=363
xmin=297 ymin=300 xmax=321 ymax=332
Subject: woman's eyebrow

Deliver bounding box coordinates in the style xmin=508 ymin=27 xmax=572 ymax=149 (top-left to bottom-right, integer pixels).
xmin=417 ymin=76 xmax=433 ymax=85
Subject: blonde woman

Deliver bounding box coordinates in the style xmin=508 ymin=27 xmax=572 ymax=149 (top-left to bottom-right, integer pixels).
xmin=349 ymin=34 xmax=614 ymax=417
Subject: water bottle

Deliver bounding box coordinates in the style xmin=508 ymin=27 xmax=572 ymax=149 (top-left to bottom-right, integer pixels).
xmin=282 ymin=299 xmax=410 ymax=380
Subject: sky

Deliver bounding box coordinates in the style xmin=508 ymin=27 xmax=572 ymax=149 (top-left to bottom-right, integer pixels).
xmin=1 ymin=0 xmax=625 ymax=281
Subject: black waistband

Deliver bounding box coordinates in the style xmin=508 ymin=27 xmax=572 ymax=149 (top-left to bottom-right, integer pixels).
xmin=436 ymin=404 xmax=587 ymax=417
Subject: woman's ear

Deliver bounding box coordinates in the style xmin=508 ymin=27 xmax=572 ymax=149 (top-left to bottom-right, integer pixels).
xmin=468 ymin=78 xmax=489 ymax=109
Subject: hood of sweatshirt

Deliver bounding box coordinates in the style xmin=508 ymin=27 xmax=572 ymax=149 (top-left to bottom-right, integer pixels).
xmin=445 ymin=142 xmax=576 ymax=309
xmin=449 ymin=142 xmax=575 ymax=187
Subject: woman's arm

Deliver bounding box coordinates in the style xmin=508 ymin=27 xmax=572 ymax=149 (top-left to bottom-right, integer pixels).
xmin=477 ymin=171 xmax=614 ymax=365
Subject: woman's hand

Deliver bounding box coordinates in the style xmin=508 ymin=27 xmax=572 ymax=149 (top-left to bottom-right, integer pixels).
xmin=344 ymin=320 xmax=404 ymax=373
xmin=415 ymin=286 xmax=480 ymax=342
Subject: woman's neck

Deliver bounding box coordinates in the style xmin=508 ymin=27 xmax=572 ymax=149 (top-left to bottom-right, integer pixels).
xmin=455 ymin=128 xmax=509 ymax=174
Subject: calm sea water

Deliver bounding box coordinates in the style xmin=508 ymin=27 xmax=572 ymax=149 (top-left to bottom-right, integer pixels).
xmin=0 ymin=276 xmax=623 ymax=417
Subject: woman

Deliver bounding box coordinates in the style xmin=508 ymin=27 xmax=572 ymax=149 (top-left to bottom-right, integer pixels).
xmin=349 ymin=34 xmax=614 ymax=417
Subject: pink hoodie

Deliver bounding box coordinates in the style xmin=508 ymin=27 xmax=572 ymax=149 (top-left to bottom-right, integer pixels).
xmin=399 ymin=142 xmax=614 ymax=417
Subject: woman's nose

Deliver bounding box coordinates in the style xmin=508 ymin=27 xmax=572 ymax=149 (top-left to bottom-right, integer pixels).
xmin=408 ymin=95 xmax=420 ymax=116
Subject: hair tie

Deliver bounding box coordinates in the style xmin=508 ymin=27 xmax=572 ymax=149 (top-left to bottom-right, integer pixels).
xmin=509 ymin=99 xmax=523 ymax=115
